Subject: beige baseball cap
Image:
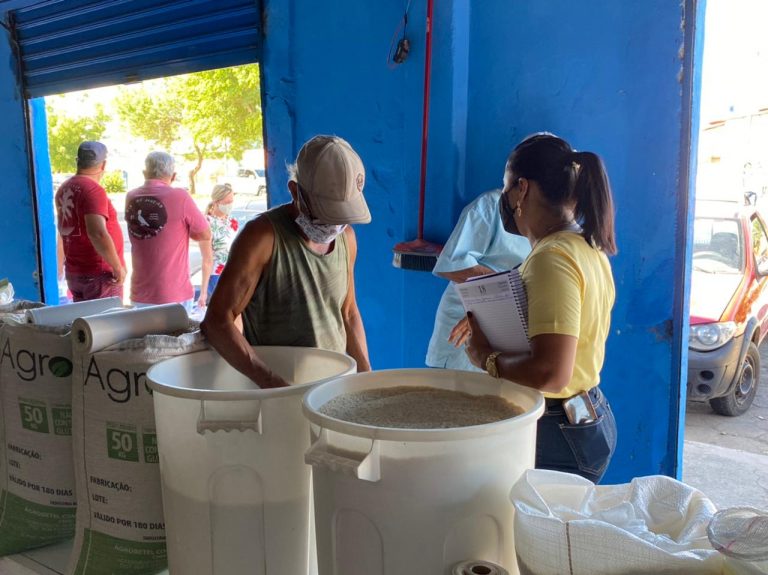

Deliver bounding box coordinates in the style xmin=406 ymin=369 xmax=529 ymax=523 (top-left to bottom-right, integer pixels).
xmin=296 ymin=135 xmax=371 ymax=224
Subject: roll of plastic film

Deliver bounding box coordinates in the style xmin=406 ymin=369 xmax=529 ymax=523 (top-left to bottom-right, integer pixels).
xmin=452 ymin=560 xmax=510 ymax=575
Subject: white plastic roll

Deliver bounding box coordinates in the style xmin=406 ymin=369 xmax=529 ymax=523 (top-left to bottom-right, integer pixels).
xmin=452 ymin=560 xmax=509 ymax=575
xmin=72 ymin=303 xmax=189 ymax=354
xmin=25 ymin=297 xmax=123 ymax=326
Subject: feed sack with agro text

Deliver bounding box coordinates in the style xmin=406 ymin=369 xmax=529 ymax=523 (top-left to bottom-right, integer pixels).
xmin=0 ymin=311 xmax=75 ymax=554
xmin=66 ymin=304 xmax=201 ymax=575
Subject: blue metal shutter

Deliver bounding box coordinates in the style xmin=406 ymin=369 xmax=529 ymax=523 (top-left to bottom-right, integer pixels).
xmin=11 ymin=0 xmax=262 ymax=98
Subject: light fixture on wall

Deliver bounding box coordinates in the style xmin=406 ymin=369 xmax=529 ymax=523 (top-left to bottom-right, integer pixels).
xmin=388 ymin=0 xmax=412 ymax=67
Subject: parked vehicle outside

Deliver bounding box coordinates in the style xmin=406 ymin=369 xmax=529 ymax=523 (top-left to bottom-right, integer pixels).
xmin=236 ymin=167 xmax=267 ymax=195
xmin=688 ymin=199 xmax=768 ymax=416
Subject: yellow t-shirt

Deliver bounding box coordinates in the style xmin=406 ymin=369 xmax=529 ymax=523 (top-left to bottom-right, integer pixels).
xmin=519 ymin=231 xmax=615 ymax=399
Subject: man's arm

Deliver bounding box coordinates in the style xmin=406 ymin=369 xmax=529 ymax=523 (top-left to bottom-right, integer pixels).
xmin=341 ymin=227 xmax=371 ymax=371
xmin=435 ymin=265 xmax=494 ymax=283
xmin=84 ymin=214 xmax=125 ymax=284
xmin=189 ymin=226 xmax=211 ymax=242
xmin=200 ymin=216 xmax=288 ymax=387
xmin=188 ymin=201 xmax=213 ymax=305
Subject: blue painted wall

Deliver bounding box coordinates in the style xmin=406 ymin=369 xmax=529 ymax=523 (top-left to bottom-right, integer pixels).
xmin=30 ymin=97 xmax=58 ymax=304
xmin=261 ymin=0 xmax=453 ymax=370
xmin=261 ymin=0 xmax=701 ymax=481
xmin=0 ymin=0 xmax=701 ymax=481
xmin=460 ymin=2 xmax=700 ymax=482
xmin=0 ymin=26 xmax=43 ymax=301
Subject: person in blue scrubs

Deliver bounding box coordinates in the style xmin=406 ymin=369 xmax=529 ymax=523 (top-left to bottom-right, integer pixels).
xmin=426 ymin=189 xmax=531 ymax=370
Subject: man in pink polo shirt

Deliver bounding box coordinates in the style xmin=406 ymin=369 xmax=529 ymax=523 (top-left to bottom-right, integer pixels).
xmin=125 ymin=151 xmax=212 ymax=308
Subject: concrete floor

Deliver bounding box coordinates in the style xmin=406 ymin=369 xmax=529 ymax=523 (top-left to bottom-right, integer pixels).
xmin=683 ymin=342 xmax=768 ymax=510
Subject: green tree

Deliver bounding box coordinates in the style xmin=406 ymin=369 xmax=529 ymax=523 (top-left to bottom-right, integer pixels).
xmin=101 ymin=171 xmax=127 ymax=195
xmin=46 ymin=104 xmax=108 ymax=173
xmin=115 ymin=64 xmax=262 ymax=194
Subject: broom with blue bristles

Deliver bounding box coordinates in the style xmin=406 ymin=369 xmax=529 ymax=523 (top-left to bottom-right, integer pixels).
xmin=392 ymin=0 xmax=443 ymax=271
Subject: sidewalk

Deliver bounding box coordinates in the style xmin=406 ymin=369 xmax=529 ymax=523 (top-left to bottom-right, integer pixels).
xmin=683 ymin=439 xmax=768 ymax=509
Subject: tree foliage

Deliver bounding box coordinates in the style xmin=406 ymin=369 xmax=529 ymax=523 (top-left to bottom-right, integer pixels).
xmin=101 ymin=171 xmax=127 ymax=195
xmin=114 ymin=90 xmax=181 ymax=150
xmin=46 ymin=104 xmax=108 ymax=173
xmin=115 ymin=64 xmax=262 ymax=194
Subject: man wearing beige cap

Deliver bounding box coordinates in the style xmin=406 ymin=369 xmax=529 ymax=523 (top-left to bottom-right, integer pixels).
xmin=202 ymin=135 xmax=372 ymax=387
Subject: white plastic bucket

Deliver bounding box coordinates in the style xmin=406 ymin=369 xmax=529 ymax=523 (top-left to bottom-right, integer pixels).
xmin=147 ymin=347 xmax=356 ymax=575
xmin=303 ymin=369 xmax=545 ymax=575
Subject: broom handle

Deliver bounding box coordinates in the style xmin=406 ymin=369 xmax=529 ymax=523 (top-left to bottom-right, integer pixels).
xmin=417 ymin=0 xmax=434 ymax=241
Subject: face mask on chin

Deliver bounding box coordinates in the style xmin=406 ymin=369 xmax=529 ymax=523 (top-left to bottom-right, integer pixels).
xmin=295 ymin=211 xmax=346 ymax=244
xmin=499 ymin=192 xmax=524 ymax=236
xmin=218 ymin=202 xmax=233 ymax=216
xmin=294 ymin=189 xmax=347 ymax=244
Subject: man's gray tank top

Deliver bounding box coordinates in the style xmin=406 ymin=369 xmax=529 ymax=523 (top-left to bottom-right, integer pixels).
xmin=242 ymin=204 xmax=349 ymax=353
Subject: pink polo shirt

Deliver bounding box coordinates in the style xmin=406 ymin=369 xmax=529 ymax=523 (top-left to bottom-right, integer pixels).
xmin=125 ymin=180 xmax=209 ymax=304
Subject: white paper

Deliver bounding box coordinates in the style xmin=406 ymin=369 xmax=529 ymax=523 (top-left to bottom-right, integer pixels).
xmin=455 ymin=270 xmax=530 ymax=353
xmin=25 ymin=297 xmax=123 ymax=326
xmin=72 ymin=303 xmax=189 ymax=354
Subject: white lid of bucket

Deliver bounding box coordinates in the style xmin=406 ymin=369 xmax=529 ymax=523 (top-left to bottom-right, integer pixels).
xmin=148 ymin=346 xmax=357 ymax=400
xmin=303 ymin=368 xmax=545 ymax=442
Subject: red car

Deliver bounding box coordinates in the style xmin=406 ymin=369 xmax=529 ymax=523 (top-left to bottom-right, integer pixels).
xmin=687 ymin=200 xmax=768 ymax=415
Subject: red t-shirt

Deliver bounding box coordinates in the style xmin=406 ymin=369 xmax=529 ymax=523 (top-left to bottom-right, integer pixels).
xmin=55 ymin=175 xmax=124 ymax=275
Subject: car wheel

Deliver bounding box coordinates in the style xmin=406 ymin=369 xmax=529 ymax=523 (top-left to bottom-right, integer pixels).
xmin=709 ymin=341 xmax=760 ymax=416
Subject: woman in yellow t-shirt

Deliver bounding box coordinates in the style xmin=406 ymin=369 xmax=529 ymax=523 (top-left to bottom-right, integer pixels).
xmin=452 ymin=132 xmax=617 ymax=483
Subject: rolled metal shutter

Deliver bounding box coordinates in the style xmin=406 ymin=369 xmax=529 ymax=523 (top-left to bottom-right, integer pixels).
xmin=10 ymin=0 xmax=262 ymax=98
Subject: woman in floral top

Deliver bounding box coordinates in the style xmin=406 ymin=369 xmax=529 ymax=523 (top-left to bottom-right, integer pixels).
xmin=199 ymin=183 xmax=238 ymax=307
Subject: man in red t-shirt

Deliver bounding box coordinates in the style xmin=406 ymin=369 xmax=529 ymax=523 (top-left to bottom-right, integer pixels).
xmin=55 ymin=141 xmax=126 ymax=302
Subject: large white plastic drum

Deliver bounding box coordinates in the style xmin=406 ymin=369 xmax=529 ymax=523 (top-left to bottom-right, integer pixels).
xmin=147 ymin=347 xmax=356 ymax=575
xmin=303 ymin=369 xmax=545 ymax=575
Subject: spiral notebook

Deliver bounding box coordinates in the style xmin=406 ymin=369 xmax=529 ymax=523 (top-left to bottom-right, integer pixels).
xmin=455 ymin=269 xmax=530 ymax=353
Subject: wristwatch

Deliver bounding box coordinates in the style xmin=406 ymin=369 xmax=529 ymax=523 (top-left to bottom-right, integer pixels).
xmin=485 ymin=351 xmax=502 ymax=378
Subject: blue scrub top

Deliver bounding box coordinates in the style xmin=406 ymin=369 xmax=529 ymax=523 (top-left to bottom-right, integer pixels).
xmin=426 ymin=190 xmax=531 ymax=370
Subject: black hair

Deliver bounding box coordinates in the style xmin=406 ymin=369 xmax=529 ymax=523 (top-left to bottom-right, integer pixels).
xmin=506 ymin=132 xmax=617 ymax=255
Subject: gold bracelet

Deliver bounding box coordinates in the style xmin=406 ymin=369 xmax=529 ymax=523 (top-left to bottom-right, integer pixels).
xmin=485 ymin=351 xmax=502 ymax=378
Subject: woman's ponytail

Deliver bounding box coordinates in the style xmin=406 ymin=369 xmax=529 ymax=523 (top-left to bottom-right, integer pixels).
xmin=572 ymin=151 xmax=617 ymax=255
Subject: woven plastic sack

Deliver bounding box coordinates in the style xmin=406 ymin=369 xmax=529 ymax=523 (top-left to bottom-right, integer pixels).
xmin=511 ymin=469 xmax=728 ymax=575
xmin=709 ymin=507 xmax=768 ymax=574
xmin=0 ymin=307 xmax=76 ymax=555
xmin=67 ymin=329 xmax=206 ymax=575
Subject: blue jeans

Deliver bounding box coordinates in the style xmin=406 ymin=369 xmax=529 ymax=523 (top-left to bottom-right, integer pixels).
xmin=535 ymin=386 xmax=617 ymax=484
xmin=207 ymin=274 xmax=220 ymax=298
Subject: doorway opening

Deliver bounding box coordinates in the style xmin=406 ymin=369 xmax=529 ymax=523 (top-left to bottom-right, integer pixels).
xmin=683 ymin=0 xmax=768 ymax=509
xmin=40 ymin=62 xmax=265 ymax=309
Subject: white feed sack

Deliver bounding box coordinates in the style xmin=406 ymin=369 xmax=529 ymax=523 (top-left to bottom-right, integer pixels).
xmin=0 ymin=302 xmax=76 ymax=556
xmin=67 ymin=306 xmax=204 ymax=575
xmin=511 ymin=469 xmax=732 ymax=575
xmin=0 ymin=298 xmax=128 ymax=556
